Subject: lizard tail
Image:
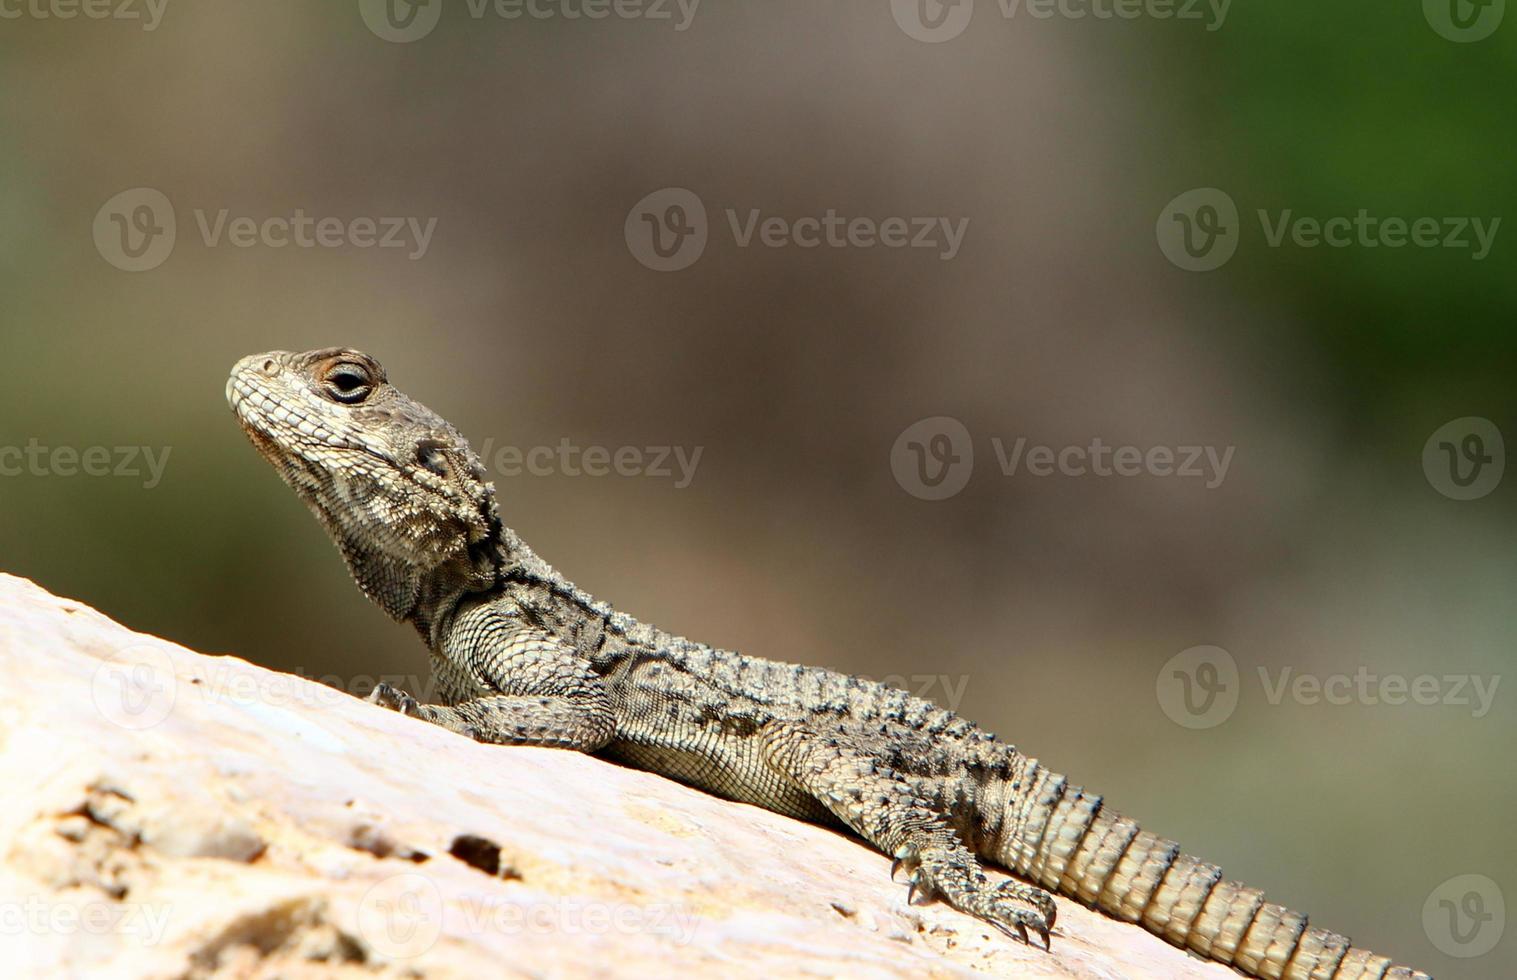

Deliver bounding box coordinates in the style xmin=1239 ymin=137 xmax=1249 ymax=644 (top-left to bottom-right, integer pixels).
xmin=981 ymin=757 xmax=1431 ymax=979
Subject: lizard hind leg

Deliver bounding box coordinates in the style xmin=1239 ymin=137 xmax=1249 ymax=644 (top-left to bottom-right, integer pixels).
xmin=760 ymin=719 xmax=1056 ymax=948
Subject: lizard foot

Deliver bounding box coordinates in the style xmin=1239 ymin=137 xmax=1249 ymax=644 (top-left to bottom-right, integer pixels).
xmin=368 ymin=683 xmax=483 ymax=739
xmin=969 ymin=879 xmax=1056 ymax=950
xmin=367 ymin=681 xmax=422 ymax=715
xmin=900 ymin=847 xmax=1056 ymax=950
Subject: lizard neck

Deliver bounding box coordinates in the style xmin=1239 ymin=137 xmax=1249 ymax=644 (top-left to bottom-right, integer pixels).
xmin=321 ymin=483 xmax=513 ymax=649
xmin=407 ymin=520 xmax=588 ymax=651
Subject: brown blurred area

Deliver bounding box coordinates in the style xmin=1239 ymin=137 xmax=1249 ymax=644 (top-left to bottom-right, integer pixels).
xmin=1 ymin=4 xmax=1512 ymax=974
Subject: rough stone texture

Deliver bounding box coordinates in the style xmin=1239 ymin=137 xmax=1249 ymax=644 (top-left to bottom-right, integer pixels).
xmin=0 ymin=573 xmax=1234 ymax=978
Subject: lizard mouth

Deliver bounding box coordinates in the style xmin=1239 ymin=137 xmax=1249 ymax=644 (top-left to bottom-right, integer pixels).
xmin=227 ymin=378 xmax=273 ymax=440
xmin=226 ymin=373 xmax=309 ymax=469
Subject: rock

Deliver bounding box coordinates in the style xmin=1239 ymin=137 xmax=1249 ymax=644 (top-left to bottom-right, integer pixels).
xmin=0 ymin=573 xmax=1233 ymax=978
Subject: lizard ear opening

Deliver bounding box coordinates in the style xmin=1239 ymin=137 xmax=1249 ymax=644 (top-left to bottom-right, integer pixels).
xmin=416 ymin=439 xmax=453 ymax=479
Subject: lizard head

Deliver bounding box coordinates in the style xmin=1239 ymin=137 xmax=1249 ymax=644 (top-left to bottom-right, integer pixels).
xmin=227 ymin=348 xmax=501 ymax=624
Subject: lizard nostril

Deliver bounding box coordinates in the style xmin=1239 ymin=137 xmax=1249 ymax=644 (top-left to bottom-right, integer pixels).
xmin=260 ymin=358 xmax=278 ymax=376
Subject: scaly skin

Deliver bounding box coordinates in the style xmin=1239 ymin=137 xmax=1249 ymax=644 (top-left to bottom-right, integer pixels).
xmin=228 ymin=348 xmax=1431 ymax=979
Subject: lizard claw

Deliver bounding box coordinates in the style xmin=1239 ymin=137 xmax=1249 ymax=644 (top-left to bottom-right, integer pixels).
xmin=987 ymin=909 xmax=1052 ymax=951
xmin=905 ymin=872 xmax=938 ymax=907
xmin=368 ymin=681 xmax=421 ymax=716
xmin=973 ymin=879 xmax=1055 ymax=951
xmin=890 ymin=847 xmax=920 ymax=883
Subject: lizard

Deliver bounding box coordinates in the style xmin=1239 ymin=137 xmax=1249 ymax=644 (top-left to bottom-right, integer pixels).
xmin=227 ymin=347 xmax=1431 ymax=980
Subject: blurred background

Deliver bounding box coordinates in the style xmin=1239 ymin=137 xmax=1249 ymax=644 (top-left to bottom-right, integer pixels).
xmin=1 ymin=2 xmax=1512 ymax=974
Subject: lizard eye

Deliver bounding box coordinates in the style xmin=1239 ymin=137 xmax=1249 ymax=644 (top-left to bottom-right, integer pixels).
xmin=323 ymin=363 xmax=373 ymax=404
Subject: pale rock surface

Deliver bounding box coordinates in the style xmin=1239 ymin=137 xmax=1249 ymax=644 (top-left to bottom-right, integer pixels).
xmin=0 ymin=573 xmax=1235 ymax=979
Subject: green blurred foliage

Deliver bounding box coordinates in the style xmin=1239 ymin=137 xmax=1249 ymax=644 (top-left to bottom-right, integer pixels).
xmin=1158 ymin=2 xmax=1516 ymax=420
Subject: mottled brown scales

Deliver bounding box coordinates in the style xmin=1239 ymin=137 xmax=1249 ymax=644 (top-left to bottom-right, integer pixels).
xmin=229 ymin=348 xmax=1431 ymax=979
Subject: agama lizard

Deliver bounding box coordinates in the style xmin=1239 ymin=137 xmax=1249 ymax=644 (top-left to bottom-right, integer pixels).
xmin=228 ymin=347 xmax=1431 ymax=979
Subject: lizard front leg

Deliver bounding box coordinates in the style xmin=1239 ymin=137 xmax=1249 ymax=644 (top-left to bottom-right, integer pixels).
xmin=761 ymin=719 xmax=1056 ymax=948
xmin=370 ymin=600 xmax=615 ymax=751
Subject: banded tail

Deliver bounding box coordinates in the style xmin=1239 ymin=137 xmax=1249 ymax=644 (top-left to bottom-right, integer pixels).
xmin=976 ymin=756 xmax=1431 ymax=979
